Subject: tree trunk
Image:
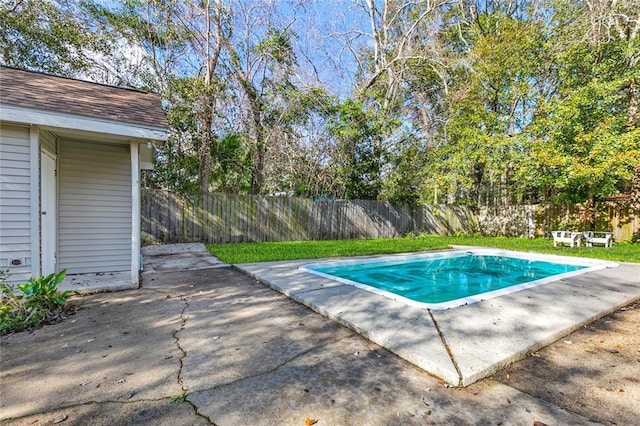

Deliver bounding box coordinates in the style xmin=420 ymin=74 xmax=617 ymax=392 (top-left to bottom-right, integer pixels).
xmin=631 ymin=166 xmax=640 ymax=243
xmin=249 ymin=127 xmax=267 ymax=195
xmin=629 ymin=79 xmax=640 ymax=242
xmin=197 ymin=0 xmax=222 ymax=194
xmin=585 ymin=185 xmax=596 ymax=232
xmin=472 ymin=162 xmax=484 ymax=208
xmin=248 ymin=98 xmax=265 ymax=195
xmin=629 ymin=78 xmax=639 ymax=128
xmin=198 ymin=96 xmax=214 ymax=193
xmin=632 ymin=166 xmax=640 ymax=202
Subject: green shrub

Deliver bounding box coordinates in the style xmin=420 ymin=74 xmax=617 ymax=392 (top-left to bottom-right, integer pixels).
xmin=0 ymin=269 xmax=77 ymax=335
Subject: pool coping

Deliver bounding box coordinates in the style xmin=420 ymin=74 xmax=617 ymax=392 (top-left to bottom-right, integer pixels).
xmin=236 ymin=248 xmax=640 ymax=387
xmin=298 ymin=248 xmax=617 ymax=310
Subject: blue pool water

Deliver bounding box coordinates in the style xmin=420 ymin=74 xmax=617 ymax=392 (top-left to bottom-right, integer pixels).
xmin=300 ymin=250 xmax=605 ymax=309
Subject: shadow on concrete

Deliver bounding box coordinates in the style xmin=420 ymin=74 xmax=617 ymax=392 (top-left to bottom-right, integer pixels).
xmin=1 ymin=267 xmax=607 ymax=425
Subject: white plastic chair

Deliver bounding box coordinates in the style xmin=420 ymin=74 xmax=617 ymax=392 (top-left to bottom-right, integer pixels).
xmin=582 ymin=231 xmax=613 ymax=248
xmin=551 ymin=231 xmax=582 ymax=247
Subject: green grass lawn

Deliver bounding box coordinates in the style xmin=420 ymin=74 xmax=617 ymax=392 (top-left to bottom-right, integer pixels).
xmin=207 ymin=235 xmax=640 ymax=264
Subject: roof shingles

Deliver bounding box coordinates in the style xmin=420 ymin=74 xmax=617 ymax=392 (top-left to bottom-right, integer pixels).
xmin=0 ymin=66 xmax=168 ymax=130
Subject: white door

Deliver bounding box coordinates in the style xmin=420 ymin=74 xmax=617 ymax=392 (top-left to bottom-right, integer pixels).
xmin=41 ymin=153 xmax=57 ymax=274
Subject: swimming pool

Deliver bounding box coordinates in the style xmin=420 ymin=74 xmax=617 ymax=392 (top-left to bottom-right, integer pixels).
xmin=300 ymin=249 xmax=618 ymax=310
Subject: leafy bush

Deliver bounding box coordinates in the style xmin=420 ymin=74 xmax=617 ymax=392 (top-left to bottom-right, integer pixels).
xmin=0 ymin=269 xmax=77 ymax=335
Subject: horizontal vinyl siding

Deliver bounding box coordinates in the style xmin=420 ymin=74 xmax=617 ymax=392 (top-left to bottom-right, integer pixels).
xmin=0 ymin=124 xmax=32 ymax=283
xmin=59 ymin=140 xmax=131 ymax=274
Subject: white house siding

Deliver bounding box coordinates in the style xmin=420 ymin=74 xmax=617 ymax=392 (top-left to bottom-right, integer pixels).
xmin=58 ymin=139 xmax=132 ymax=274
xmin=0 ymin=123 xmax=32 ymax=283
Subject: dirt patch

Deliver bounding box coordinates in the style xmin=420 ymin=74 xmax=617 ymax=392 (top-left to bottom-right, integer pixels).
xmin=493 ymin=301 xmax=640 ymax=424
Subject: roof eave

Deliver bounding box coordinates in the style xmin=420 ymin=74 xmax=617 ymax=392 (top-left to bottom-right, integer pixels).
xmin=0 ymin=104 xmax=168 ymax=143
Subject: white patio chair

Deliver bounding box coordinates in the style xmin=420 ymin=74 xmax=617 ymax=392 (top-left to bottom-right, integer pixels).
xmin=551 ymin=230 xmax=582 ymax=247
xmin=583 ymin=231 xmax=613 ymax=248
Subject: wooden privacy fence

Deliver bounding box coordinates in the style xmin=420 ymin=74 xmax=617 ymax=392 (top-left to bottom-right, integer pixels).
xmin=141 ymin=190 xmax=638 ymax=244
xmin=141 ymin=190 xmax=478 ymax=244
xmin=478 ymin=202 xmax=639 ymax=242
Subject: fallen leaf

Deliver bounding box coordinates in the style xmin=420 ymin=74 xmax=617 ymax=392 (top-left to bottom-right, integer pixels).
xmin=166 ymin=295 xmax=171 ymax=299
xmin=533 ymin=422 xmax=549 ymax=426
xmin=304 ymin=418 xmax=318 ymax=426
xmin=506 ymin=398 xmax=511 ymax=404
xmin=52 ymin=414 xmax=68 ymax=424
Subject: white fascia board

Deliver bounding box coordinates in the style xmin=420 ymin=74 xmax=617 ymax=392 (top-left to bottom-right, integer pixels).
xmin=0 ymin=104 xmax=168 ymax=142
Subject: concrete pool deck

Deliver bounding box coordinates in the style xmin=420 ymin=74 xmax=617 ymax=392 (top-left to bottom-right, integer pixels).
xmin=236 ymin=249 xmax=640 ymax=387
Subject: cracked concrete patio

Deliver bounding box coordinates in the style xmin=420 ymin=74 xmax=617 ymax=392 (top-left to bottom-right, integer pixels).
xmin=2 ymin=253 xmax=639 ymax=424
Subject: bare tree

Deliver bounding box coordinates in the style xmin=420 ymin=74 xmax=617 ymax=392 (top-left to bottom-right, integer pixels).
xmin=353 ymin=0 xmax=451 ymax=109
xmin=214 ymin=0 xmax=303 ymax=194
xmin=87 ymin=0 xmax=227 ymax=193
